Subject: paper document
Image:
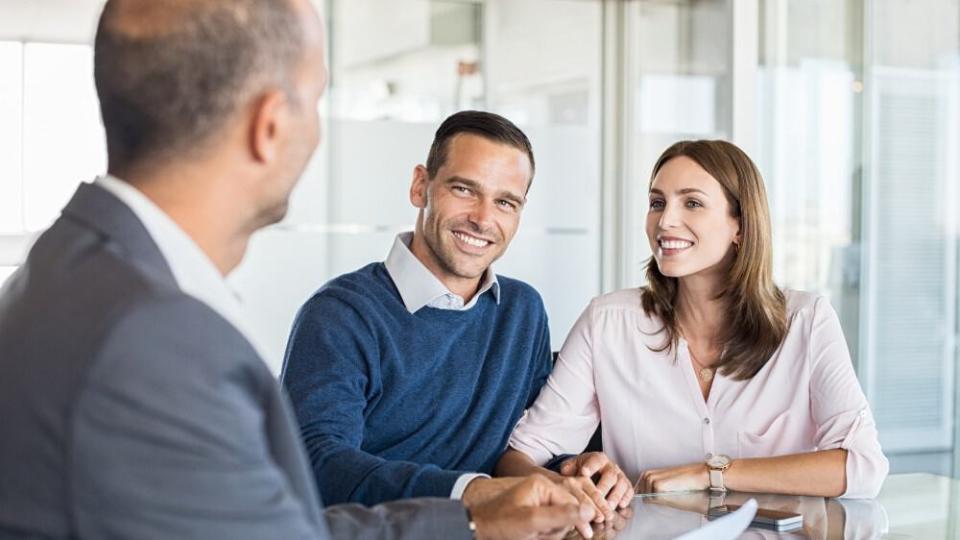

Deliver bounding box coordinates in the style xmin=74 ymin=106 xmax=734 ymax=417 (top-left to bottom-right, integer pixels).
xmin=673 ymin=498 xmax=757 ymax=540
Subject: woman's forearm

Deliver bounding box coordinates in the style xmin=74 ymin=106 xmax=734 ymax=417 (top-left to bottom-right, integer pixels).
xmin=724 ymin=449 xmax=848 ymax=497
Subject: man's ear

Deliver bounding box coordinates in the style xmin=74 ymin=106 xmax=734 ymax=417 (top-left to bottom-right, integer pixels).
xmin=410 ymin=164 xmax=430 ymax=209
xmin=250 ymin=90 xmax=288 ymax=164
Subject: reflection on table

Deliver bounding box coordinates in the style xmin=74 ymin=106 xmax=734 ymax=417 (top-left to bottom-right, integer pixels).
xmin=568 ymin=473 xmax=960 ymax=539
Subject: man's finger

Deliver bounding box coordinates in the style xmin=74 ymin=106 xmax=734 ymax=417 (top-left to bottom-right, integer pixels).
xmin=618 ymin=478 xmax=635 ymax=508
xmin=594 ymin=467 xmax=619 ymax=496
xmin=605 ymin=475 xmax=628 ymax=507
xmin=578 ymin=452 xmax=608 ymax=478
xmin=539 ymin=529 xmax=573 ymax=540
xmin=572 ymin=485 xmax=605 ymax=523
xmin=575 ymin=521 xmax=595 ymax=539
xmin=526 ymin=503 xmax=594 ymax=539
xmin=579 ymin=479 xmax=614 ymax=522
xmin=559 ymin=457 xmax=578 ymax=477
xmin=561 ymin=478 xmax=606 ymax=523
xmin=536 ymin=476 xmax=580 ymax=506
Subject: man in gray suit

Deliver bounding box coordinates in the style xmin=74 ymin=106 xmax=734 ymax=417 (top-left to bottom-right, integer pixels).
xmin=0 ymin=0 xmax=595 ymax=538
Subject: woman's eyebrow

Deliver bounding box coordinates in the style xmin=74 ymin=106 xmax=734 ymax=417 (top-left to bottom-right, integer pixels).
xmin=649 ymin=187 xmax=710 ymax=197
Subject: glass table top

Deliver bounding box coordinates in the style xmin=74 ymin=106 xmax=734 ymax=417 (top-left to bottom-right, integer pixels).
xmin=568 ymin=473 xmax=960 ymax=539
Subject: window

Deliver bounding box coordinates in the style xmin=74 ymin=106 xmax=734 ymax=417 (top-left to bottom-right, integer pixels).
xmin=22 ymin=43 xmax=105 ymax=231
xmin=0 ymin=41 xmax=106 ymax=284
xmin=0 ymin=267 xmax=16 ymax=288
xmin=0 ymin=42 xmax=23 ymax=234
xmin=620 ymin=0 xmax=734 ymax=287
xmin=758 ymin=0 xmax=960 ymax=474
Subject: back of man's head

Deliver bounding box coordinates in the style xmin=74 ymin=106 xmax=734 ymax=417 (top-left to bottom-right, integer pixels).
xmin=94 ymin=0 xmax=305 ymax=173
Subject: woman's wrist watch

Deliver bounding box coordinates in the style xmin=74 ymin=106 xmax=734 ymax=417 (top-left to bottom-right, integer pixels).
xmin=705 ymin=454 xmax=731 ymax=492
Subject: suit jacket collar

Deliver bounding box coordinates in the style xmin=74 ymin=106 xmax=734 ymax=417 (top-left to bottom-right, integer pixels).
xmin=61 ymin=182 xmax=178 ymax=289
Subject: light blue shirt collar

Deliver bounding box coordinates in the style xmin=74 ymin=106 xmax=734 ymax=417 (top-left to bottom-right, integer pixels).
xmin=384 ymin=232 xmax=500 ymax=314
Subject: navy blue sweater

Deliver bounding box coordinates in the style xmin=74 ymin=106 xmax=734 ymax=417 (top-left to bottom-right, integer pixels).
xmin=281 ymin=263 xmax=552 ymax=506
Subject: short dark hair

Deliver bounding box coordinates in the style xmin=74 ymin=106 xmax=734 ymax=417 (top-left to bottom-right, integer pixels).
xmin=425 ymin=110 xmax=535 ymax=181
xmin=94 ymin=0 xmax=305 ymax=170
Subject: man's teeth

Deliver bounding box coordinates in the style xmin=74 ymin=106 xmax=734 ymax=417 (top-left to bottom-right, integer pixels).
xmin=454 ymin=231 xmax=490 ymax=248
xmin=660 ymin=240 xmax=693 ymax=249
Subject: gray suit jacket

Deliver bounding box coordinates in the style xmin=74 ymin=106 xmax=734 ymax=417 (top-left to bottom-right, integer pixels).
xmin=0 ymin=183 xmax=471 ymax=539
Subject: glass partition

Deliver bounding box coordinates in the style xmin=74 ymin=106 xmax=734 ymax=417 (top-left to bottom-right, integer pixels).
xmin=0 ymin=42 xmax=23 ymax=234
xmin=22 ymin=43 xmax=105 ymax=231
xmin=862 ymin=0 xmax=959 ymax=473
xmin=757 ymin=0 xmax=960 ymax=475
xmin=621 ymin=0 xmax=734 ymax=287
xmin=233 ymin=0 xmax=604 ymax=369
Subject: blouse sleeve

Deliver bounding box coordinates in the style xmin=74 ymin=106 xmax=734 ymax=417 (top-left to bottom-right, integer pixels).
xmin=807 ymin=296 xmax=889 ymax=498
xmin=508 ymin=300 xmax=601 ymax=464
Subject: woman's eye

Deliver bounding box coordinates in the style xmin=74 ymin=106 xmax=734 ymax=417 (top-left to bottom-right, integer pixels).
xmin=649 ymin=199 xmax=665 ymax=210
xmin=686 ymin=199 xmax=703 ymax=208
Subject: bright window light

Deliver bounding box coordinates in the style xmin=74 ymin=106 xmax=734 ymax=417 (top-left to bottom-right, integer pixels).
xmin=22 ymin=43 xmax=106 ymax=232
xmin=0 ymin=266 xmax=16 ymax=288
xmin=0 ymin=42 xmax=23 ymax=233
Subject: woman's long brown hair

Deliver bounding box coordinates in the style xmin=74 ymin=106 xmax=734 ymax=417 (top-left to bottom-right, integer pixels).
xmin=640 ymin=140 xmax=787 ymax=380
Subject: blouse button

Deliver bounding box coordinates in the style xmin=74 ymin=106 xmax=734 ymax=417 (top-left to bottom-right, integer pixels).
xmin=703 ymin=417 xmax=711 ymax=425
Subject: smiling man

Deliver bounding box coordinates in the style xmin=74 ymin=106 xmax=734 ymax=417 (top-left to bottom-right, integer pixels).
xmin=282 ymin=111 xmax=553 ymax=510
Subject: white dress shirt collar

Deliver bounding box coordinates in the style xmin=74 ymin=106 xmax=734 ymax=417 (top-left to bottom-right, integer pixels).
xmin=95 ymin=175 xmax=267 ymax=361
xmin=384 ymin=231 xmax=500 ymax=314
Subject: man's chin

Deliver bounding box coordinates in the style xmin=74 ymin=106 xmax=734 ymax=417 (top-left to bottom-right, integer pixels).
xmin=438 ymin=244 xmax=503 ymax=280
xmin=448 ymin=261 xmax=493 ymax=281
xmin=257 ymin=201 xmax=290 ymax=230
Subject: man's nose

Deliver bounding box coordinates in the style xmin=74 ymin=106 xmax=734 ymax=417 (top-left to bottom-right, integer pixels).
xmin=468 ymin=198 xmax=497 ymax=229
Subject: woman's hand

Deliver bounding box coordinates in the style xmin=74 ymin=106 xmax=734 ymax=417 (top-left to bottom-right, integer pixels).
xmin=636 ymin=463 xmax=709 ymax=494
xmin=558 ymin=452 xmax=634 ymax=511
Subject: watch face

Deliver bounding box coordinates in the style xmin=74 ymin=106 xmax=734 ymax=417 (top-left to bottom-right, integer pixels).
xmin=707 ymin=454 xmax=731 ymax=468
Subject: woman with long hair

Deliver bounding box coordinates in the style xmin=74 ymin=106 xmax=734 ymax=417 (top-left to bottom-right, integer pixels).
xmin=497 ymin=140 xmax=888 ymax=502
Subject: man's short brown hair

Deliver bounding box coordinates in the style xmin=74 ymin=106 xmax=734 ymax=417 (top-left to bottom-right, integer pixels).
xmin=425 ymin=110 xmax=535 ymax=183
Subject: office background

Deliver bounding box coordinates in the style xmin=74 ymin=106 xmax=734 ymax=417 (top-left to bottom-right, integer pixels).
xmin=0 ymin=0 xmax=957 ymax=481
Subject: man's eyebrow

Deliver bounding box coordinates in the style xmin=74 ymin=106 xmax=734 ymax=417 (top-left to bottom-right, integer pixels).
xmin=445 ymin=176 xmax=481 ymax=189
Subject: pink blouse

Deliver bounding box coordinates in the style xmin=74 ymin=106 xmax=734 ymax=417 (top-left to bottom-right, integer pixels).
xmin=508 ymin=288 xmax=889 ymax=498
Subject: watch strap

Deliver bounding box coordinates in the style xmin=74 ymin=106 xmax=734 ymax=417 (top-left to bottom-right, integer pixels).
xmin=708 ymin=468 xmax=726 ymax=491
